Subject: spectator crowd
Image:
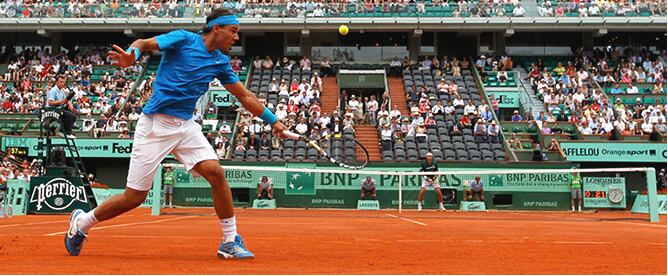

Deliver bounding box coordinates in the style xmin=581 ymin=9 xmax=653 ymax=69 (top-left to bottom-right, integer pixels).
xmin=483 ymin=47 xmax=666 ymax=146
xmin=538 ymin=0 xmax=666 ymax=17
xmin=9 ymin=0 xmax=666 ymax=19
xmin=1 ymin=46 xmax=150 ymax=139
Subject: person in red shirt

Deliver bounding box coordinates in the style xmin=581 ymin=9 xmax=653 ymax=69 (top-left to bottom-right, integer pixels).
xmin=287 ymin=100 xmax=299 ymax=114
xmin=591 ymin=102 xmax=601 ymax=112
xmin=460 ymin=112 xmax=472 ymax=129
xmin=22 ymin=79 xmax=31 ymax=92
xmin=41 ymin=63 xmax=52 ymax=80
xmin=489 ymin=96 xmax=499 ymax=118
xmin=308 ymin=102 xmax=321 ymax=117
xmin=230 ymin=56 xmax=242 ymax=73
xmin=418 ymin=100 xmax=430 ymax=118
xmin=290 ymin=79 xmax=299 ymax=94
xmin=424 ymin=113 xmax=437 ymax=129
xmin=565 ymin=61 xmax=576 ymax=78
xmin=568 ymin=115 xmax=579 ymax=124
xmin=2 ymin=100 xmax=12 ymax=112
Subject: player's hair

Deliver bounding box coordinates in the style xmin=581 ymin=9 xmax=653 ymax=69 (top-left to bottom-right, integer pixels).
xmin=56 ymin=75 xmax=66 ymax=82
xmin=201 ymin=8 xmax=235 ymax=34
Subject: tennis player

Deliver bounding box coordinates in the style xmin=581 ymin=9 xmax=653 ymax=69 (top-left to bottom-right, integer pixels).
xmin=64 ymin=8 xmax=287 ymax=259
xmin=417 ymin=152 xmax=446 ymax=212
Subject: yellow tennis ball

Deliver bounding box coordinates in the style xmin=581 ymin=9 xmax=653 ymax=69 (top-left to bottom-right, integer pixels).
xmin=338 ymin=25 xmax=349 ymax=35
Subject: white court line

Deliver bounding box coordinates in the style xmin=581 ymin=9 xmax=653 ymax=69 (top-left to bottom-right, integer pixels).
xmin=385 ymin=213 xmax=427 ymax=226
xmin=611 ymin=221 xmax=667 ymax=228
xmin=97 ymin=235 xmax=219 ymax=240
xmin=397 ymin=239 xmax=442 ymax=242
xmin=44 ymin=215 xmax=203 ymax=236
xmin=0 ymin=220 xmax=66 ymax=229
xmin=242 ymin=222 xmax=342 ymax=225
xmin=552 ymin=241 xmax=613 ymax=245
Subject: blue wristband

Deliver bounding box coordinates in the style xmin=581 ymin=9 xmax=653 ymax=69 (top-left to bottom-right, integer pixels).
xmin=126 ymin=47 xmax=140 ymax=61
xmin=259 ymin=108 xmax=278 ymax=125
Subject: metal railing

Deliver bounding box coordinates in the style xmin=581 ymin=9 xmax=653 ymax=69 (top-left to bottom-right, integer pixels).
xmin=515 ymin=71 xmax=535 ymax=117
xmin=470 ymin=62 xmax=519 ymax=162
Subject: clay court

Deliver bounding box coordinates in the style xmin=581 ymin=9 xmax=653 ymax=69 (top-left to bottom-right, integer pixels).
xmin=0 ymin=208 xmax=665 ymax=274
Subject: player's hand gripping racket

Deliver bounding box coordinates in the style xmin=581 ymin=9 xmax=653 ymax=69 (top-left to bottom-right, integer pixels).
xmin=282 ymin=130 xmax=369 ymax=170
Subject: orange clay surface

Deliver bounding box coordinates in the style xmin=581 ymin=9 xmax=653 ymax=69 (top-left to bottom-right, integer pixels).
xmin=0 ymin=208 xmax=665 ymax=274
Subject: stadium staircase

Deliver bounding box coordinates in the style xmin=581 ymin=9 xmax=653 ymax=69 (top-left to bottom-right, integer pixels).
xmin=354 ymin=125 xmax=382 ymax=161
xmin=320 ymin=76 xmax=340 ymax=114
xmin=387 ymin=77 xmax=410 ymax=115
xmin=516 ymin=67 xmax=546 ymax=117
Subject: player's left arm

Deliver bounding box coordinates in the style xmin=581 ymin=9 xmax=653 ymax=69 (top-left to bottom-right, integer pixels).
xmin=224 ymin=82 xmax=288 ymax=137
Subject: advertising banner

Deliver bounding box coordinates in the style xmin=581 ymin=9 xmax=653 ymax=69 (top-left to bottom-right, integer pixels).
xmin=631 ymin=194 xmax=667 ymax=214
xmin=174 ymin=166 xmax=571 ymax=192
xmin=28 ymin=176 xmax=93 ymax=214
xmin=209 ymin=88 xmax=237 ymax=107
xmin=487 ymin=91 xmax=520 ymax=108
xmin=560 ymin=142 xmax=667 ymax=163
xmin=2 ymin=137 xmax=134 ymax=158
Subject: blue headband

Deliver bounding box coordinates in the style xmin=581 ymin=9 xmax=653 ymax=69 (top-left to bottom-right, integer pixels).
xmin=207 ymin=15 xmax=239 ymax=28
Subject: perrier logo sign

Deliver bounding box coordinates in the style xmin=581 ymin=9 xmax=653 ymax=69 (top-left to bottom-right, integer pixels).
xmin=30 ymin=178 xmax=87 ymax=211
xmin=285 ymin=172 xmax=316 ymax=195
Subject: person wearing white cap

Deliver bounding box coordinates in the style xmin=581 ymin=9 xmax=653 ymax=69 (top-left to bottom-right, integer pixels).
xmin=298 ymin=78 xmax=310 ymax=93
xmin=475 ymin=55 xmax=487 ymax=71
xmin=310 ymin=71 xmax=322 ymax=88
xmin=487 ymin=121 xmax=499 ymax=143
xmin=418 ymin=152 xmax=445 ymax=212
xmin=268 ymin=78 xmax=279 ymax=93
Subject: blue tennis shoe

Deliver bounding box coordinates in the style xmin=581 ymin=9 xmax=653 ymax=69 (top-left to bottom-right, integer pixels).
xmin=64 ymin=209 xmax=87 ymax=256
xmin=217 ymin=234 xmax=254 ymax=259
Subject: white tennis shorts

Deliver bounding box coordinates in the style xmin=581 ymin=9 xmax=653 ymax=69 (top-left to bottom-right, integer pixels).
xmin=421 ymin=177 xmax=440 ymax=189
xmin=126 ymin=113 xmax=218 ymax=191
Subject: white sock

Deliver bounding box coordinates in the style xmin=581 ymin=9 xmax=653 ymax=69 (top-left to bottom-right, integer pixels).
xmin=77 ymin=209 xmax=99 ymax=233
xmin=221 ymin=216 xmax=238 ymax=243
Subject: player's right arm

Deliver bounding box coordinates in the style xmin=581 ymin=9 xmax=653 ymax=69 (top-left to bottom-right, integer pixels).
xmin=108 ymin=38 xmax=159 ymax=68
xmin=108 ymin=30 xmax=189 ymax=68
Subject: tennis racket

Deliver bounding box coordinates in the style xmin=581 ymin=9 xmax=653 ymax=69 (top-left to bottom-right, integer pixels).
xmin=282 ymin=130 xmax=369 ymax=170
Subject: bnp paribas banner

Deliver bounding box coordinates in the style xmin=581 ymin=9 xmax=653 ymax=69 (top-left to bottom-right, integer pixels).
xmin=1 ymin=136 xmax=134 ymax=158
xmin=560 ymin=142 xmax=667 ymax=163
xmin=174 ymin=166 xmax=572 ymax=193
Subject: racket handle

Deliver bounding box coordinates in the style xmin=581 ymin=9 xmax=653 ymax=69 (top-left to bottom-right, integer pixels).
xmin=282 ymin=130 xmax=301 ymax=140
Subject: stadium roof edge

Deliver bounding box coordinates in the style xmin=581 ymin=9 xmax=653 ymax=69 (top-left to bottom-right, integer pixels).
xmin=0 ymin=17 xmax=665 ymax=32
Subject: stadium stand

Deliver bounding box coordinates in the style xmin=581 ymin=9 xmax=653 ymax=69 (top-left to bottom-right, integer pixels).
xmin=389 ymin=56 xmax=507 ymax=162
xmin=229 ymin=55 xmax=366 ymax=162
xmin=4 ymin=0 xmax=664 ymax=19
xmin=0 ymin=1 xmax=664 ymax=170
xmin=0 ymin=46 xmax=147 ymax=138
xmin=537 ymin=0 xmax=667 ymax=17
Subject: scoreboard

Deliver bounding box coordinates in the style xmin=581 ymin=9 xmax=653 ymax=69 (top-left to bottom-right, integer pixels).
xmin=583 ymin=177 xmax=626 ymax=208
